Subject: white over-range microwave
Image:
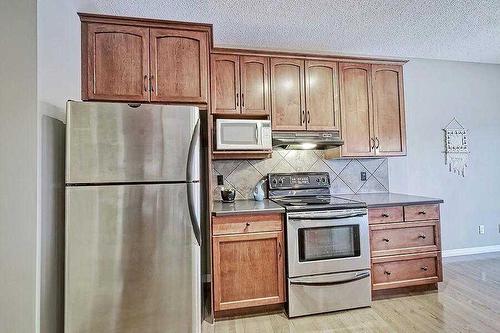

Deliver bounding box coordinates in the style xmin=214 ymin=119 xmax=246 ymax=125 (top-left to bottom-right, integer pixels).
xmin=216 ymin=119 xmax=272 ymax=150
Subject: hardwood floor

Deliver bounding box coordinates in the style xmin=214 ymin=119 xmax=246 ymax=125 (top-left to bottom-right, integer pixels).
xmin=203 ymin=252 xmax=500 ymax=333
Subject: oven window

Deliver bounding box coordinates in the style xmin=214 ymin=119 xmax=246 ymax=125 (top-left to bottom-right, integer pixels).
xmin=298 ymin=225 xmax=360 ymax=262
xmin=220 ymin=123 xmax=257 ymax=145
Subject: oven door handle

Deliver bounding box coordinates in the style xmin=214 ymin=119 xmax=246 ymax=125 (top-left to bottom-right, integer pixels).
xmin=288 ymin=209 xmax=367 ymax=220
xmin=289 ymin=272 xmax=370 ymax=287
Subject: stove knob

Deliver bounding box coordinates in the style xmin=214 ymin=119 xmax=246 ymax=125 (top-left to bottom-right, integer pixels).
xmin=316 ymin=178 xmax=320 ymax=183
xmin=272 ymin=178 xmax=277 ymax=185
xmin=278 ymin=179 xmax=284 ymax=185
xmin=321 ymin=177 xmax=326 ymax=183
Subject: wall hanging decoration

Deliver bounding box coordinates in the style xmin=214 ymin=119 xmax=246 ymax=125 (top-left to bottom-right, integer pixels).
xmin=443 ymin=117 xmax=468 ymax=177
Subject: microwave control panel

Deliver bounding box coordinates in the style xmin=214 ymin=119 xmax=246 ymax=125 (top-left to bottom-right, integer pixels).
xmin=261 ymin=122 xmax=272 ymax=147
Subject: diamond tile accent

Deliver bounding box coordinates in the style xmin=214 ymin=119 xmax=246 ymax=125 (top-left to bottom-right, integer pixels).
xmin=284 ymin=150 xmax=318 ymax=171
xmin=226 ymin=161 xmax=264 ymax=199
xmin=359 ymin=158 xmax=384 ymax=174
xmin=309 ymin=159 xmax=337 ymax=183
xmin=213 ymin=160 xmax=241 ymax=177
xmin=212 ymin=150 xmax=389 ymax=199
xmin=358 ymin=176 xmax=387 ymax=193
xmin=337 ymin=160 xmax=369 ymax=193
xmin=249 ymin=153 xmax=283 ymax=176
xmin=373 ymin=159 xmax=389 ymax=191
xmin=324 ymin=159 xmax=350 ymax=175
xmin=271 ymin=159 xmax=296 ymax=174
xmin=331 ymin=177 xmax=354 ymax=194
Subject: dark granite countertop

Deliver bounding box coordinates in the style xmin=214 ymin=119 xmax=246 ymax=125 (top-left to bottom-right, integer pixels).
xmin=336 ymin=193 xmax=444 ymax=208
xmin=212 ymin=199 xmax=285 ymax=216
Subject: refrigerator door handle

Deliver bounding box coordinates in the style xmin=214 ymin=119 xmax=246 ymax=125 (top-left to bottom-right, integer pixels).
xmin=186 ymin=119 xmax=201 ymax=182
xmin=187 ymin=182 xmax=202 ymax=246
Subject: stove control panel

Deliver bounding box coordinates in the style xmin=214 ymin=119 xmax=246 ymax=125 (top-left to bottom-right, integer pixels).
xmin=268 ymin=172 xmax=330 ymax=190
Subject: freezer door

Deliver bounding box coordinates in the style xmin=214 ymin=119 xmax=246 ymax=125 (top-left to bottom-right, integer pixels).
xmin=66 ymin=101 xmax=200 ymax=184
xmin=65 ymin=184 xmax=201 ymax=333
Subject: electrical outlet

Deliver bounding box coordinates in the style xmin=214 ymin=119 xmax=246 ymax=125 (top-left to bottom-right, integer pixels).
xmin=479 ymin=225 xmax=485 ymax=234
xmin=360 ymin=171 xmax=367 ymax=181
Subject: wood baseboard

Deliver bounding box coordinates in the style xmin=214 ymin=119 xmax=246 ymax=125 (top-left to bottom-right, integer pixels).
xmin=372 ymin=283 xmax=438 ymax=300
xmin=214 ymin=303 xmax=284 ymax=320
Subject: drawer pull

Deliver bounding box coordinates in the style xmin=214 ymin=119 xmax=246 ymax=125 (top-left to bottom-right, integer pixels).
xmin=418 ymin=211 xmax=427 ymax=215
xmin=421 ymin=266 xmax=428 ymax=271
xmin=418 ymin=234 xmax=427 ymax=239
xmin=382 ymin=238 xmax=390 ymax=242
xmin=384 ymin=270 xmax=391 ymax=276
xmin=245 ymin=222 xmax=250 ymax=227
xmin=381 ymin=213 xmax=390 ymax=218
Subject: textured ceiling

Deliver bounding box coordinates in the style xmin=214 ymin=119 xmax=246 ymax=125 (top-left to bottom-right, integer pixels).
xmin=85 ymin=0 xmax=500 ymax=64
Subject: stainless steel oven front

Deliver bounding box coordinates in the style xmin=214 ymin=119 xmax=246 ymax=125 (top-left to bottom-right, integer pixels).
xmin=287 ymin=208 xmax=370 ymax=278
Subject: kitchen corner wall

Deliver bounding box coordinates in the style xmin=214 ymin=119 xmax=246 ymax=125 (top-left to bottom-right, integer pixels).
xmin=212 ymin=150 xmax=388 ymax=200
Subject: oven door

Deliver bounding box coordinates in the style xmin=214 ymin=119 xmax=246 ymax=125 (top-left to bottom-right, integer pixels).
xmin=216 ymin=119 xmax=265 ymax=150
xmin=287 ymin=208 xmax=370 ymax=277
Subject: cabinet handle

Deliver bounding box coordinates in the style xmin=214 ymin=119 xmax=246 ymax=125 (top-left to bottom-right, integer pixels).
xmin=418 ymin=211 xmax=427 ymax=215
xmin=241 ymin=93 xmax=245 ymax=107
xmin=307 ymin=110 xmax=311 ymax=124
xmin=421 ymin=266 xmax=428 ymax=271
xmin=150 ymin=75 xmax=155 ymax=92
xmin=375 ymin=137 xmax=380 ymax=149
xmin=418 ymin=234 xmax=427 ymax=239
xmin=278 ymin=241 xmax=282 ymax=258
xmin=236 ymin=93 xmax=239 ymax=107
xmin=384 ymin=270 xmax=391 ymax=275
xmin=370 ymin=138 xmax=376 ymax=150
xmin=381 ymin=213 xmax=389 ymax=218
xmin=382 ymin=238 xmax=390 ymax=242
xmin=144 ymin=75 xmax=148 ymax=92
xmin=301 ymin=110 xmax=305 ymax=124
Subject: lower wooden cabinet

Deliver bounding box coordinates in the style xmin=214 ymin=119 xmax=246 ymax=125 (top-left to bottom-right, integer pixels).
xmin=212 ymin=214 xmax=285 ymax=312
xmin=369 ymin=204 xmax=443 ymax=294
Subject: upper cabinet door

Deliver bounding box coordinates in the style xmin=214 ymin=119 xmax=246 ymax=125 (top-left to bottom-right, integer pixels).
xmin=305 ymin=60 xmax=340 ymax=131
xmin=150 ymin=28 xmax=208 ymax=103
xmin=271 ymin=58 xmax=306 ymax=131
xmin=84 ymin=23 xmax=150 ymax=101
xmin=339 ymin=63 xmax=374 ymax=157
xmin=240 ymin=56 xmax=270 ymax=115
xmin=372 ymin=65 xmax=406 ymax=156
xmin=211 ymin=54 xmax=240 ymax=114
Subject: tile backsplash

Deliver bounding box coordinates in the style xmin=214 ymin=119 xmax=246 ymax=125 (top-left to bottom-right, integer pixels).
xmin=212 ymin=150 xmax=389 ymax=200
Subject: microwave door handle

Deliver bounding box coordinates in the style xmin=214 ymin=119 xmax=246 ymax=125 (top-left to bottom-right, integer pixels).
xmin=290 ymin=272 xmax=370 ymax=286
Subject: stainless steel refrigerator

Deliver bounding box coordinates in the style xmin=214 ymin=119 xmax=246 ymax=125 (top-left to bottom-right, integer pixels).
xmin=65 ymin=101 xmax=202 ymax=333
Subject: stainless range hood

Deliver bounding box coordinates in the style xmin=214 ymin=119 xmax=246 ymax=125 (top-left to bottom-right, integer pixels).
xmin=272 ymin=131 xmax=344 ymax=150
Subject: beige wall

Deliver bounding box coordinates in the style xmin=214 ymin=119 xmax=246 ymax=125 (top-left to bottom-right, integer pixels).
xmin=391 ymin=58 xmax=500 ymax=251
xmin=0 ymin=1 xmax=38 ymax=332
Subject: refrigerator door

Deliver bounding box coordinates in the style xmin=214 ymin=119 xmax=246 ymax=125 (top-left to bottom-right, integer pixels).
xmin=66 ymin=101 xmax=200 ymax=184
xmin=65 ymin=184 xmax=201 ymax=333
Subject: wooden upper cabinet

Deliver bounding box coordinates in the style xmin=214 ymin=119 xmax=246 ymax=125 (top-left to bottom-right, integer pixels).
xmin=211 ymin=54 xmax=270 ymax=115
xmin=80 ymin=14 xmax=211 ymax=103
xmin=271 ymin=58 xmax=306 ymax=131
xmin=305 ymin=60 xmax=340 ymax=131
xmin=211 ymin=54 xmax=240 ymax=114
xmin=83 ymin=23 xmax=150 ymax=101
xmin=339 ymin=63 xmax=374 ymax=156
xmin=150 ymin=28 xmax=208 ymax=103
xmin=240 ymin=56 xmax=270 ymax=115
xmin=372 ymin=65 xmax=406 ymax=156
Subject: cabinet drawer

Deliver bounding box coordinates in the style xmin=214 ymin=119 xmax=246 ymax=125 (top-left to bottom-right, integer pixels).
xmin=368 ymin=206 xmax=403 ymax=224
xmin=372 ymin=252 xmax=442 ymax=290
xmin=370 ymin=221 xmax=439 ymax=257
xmin=404 ymin=204 xmax=439 ymax=221
xmin=213 ymin=213 xmax=282 ymax=235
